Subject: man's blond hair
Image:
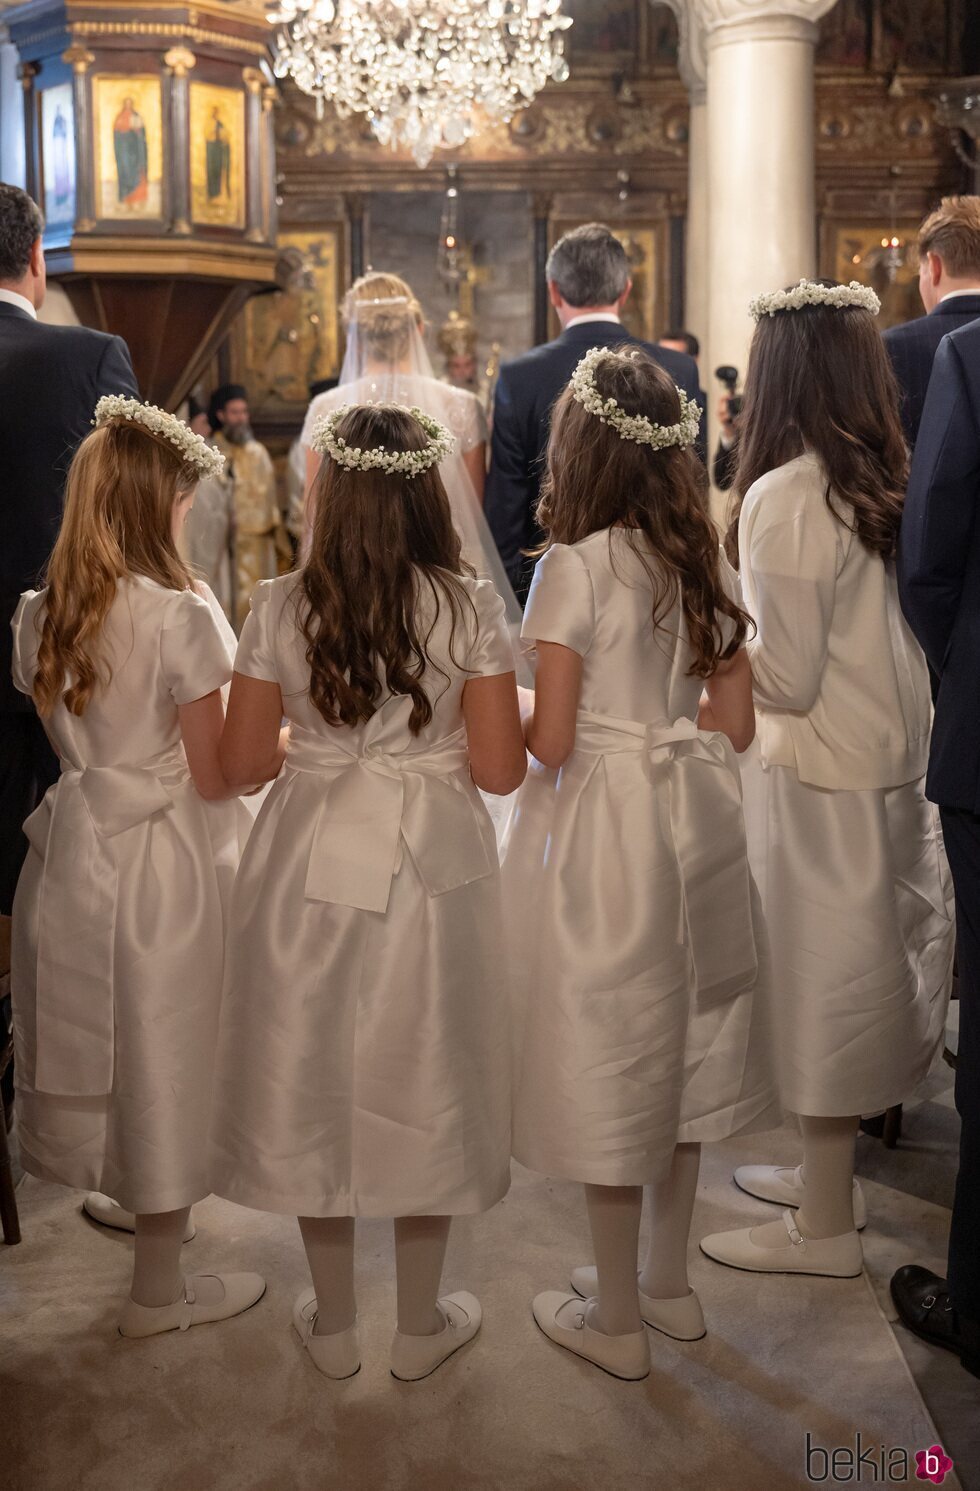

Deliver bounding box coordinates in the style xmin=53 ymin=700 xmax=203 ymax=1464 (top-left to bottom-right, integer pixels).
xmin=918 ymin=196 xmax=980 ymax=278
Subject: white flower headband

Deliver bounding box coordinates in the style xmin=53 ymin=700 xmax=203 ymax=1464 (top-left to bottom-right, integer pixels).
xmin=569 ymin=346 xmax=701 ymax=451
xmin=310 ymin=403 xmax=456 ymax=478
xmin=749 ymin=279 xmax=881 ymax=320
xmin=93 ymin=396 xmax=225 ymax=481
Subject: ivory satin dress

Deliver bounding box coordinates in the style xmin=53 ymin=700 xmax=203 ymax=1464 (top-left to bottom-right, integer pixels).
xmin=503 ymin=531 xmax=778 ymax=1188
xmin=209 ymin=572 xmax=515 ymax=1218
xmin=10 ymin=580 xmax=247 ymax=1214
xmin=737 ymin=453 xmax=955 ymax=1117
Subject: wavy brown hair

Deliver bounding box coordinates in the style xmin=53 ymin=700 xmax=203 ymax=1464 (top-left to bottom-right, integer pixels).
xmin=33 ymin=422 xmax=198 ymax=716
xmin=300 ymin=404 xmax=475 ymax=733
xmin=725 ymin=280 xmax=907 ymax=567
xmin=538 ymin=348 xmax=750 ymax=677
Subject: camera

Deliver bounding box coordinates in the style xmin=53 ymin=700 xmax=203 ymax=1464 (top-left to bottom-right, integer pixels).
xmin=715 ymin=365 xmax=743 ymax=421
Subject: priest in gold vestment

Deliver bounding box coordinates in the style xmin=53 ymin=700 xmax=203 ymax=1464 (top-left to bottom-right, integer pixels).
xmin=208 ymin=384 xmax=289 ymax=630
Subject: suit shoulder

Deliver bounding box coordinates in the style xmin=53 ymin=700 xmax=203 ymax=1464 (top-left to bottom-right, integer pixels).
xmin=35 ymin=321 xmax=122 ymax=357
xmin=948 ymin=315 xmax=980 ymax=354
xmin=882 ymin=313 xmax=935 ymax=349
xmin=498 ymin=340 xmax=563 ymax=379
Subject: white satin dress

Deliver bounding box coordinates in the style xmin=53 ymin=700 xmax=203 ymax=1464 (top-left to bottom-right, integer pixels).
xmin=503 ymin=533 xmax=777 ymax=1188
xmin=209 ymin=571 xmax=515 ymax=1218
xmin=10 ymin=580 xmax=247 ymax=1214
xmin=737 ymin=454 xmax=954 ymax=1117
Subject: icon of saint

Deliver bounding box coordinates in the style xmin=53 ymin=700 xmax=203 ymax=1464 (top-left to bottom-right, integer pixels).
xmin=112 ymin=96 xmax=149 ymax=207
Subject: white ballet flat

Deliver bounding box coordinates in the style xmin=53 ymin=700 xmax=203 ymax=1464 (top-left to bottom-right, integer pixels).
xmin=733 ymin=1164 xmax=867 ymax=1230
xmin=292 ymin=1287 xmax=360 ymax=1380
xmin=533 ymin=1292 xmax=650 ymax=1380
xmin=390 ymin=1292 xmax=482 ymax=1381
xmin=118 ymin=1272 xmax=266 ymax=1338
xmin=699 ymin=1209 xmax=863 ymax=1278
xmin=569 ymin=1266 xmax=705 ymax=1341
xmin=84 ymin=1193 xmax=196 ymax=1242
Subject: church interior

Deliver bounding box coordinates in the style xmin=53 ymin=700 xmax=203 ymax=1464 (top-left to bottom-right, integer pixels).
xmin=2 ymin=2 xmax=980 ymax=1488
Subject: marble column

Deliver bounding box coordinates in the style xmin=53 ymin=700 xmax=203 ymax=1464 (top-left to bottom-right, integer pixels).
xmin=690 ymin=0 xmax=838 ymax=395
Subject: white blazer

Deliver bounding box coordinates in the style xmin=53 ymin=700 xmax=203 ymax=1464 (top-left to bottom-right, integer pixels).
xmin=738 ymin=452 xmax=931 ymax=791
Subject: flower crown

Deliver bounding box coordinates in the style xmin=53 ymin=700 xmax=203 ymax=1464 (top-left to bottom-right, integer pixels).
xmin=310 ymin=403 xmax=456 ymax=478
xmin=749 ymin=279 xmax=881 ymax=320
xmin=93 ymin=396 xmax=225 ymax=480
xmin=569 ymin=346 xmax=701 ymax=451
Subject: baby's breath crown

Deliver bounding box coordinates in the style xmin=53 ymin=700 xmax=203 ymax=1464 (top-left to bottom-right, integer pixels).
xmin=749 ymin=279 xmax=881 ymax=321
xmin=311 ymin=403 xmax=456 ymax=478
xmin=569 ymin=346 xmax=701 ymax=451
xmin=93 ymin=396 xmax=225 ymax=480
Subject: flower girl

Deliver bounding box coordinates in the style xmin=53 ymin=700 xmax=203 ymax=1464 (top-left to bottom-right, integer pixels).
xmin=699 ymin=281 xmax=953 ymax=1279
xmin=210 ymin=403 xmax=526 ymax=1381
xmin=504 ymin=347 xmax=775 ymax=1380
xmin=10 ymin=399 xmax=265 ymax=1337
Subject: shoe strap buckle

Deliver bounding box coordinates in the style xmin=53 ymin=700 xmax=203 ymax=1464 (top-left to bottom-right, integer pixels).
xmin=783 ymin=1211 xmax=805 ymax=1248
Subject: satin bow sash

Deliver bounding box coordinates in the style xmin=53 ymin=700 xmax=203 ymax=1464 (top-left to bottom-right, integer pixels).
xmin=26 ymin=743 xmax=188 ymax=1098
xmin=285 ymin=723 xmax=493 ymax=914
xmin=573 ymin=711 xmax=759 ymax=1008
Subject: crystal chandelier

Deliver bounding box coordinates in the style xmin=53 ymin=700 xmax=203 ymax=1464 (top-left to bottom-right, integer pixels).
xmin=268 ymin=0 xmax=573 ymax=168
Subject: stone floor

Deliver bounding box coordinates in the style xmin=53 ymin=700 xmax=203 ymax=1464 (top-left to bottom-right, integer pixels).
xmin=4 ymin=1077 xmax=975 ymax=1491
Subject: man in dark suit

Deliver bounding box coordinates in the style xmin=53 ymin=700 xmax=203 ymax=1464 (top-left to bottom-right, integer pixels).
xmin=0 ymin=183 xmax=138 ymax=940
xmin=883 ymin=195 xmax=980 ymax=448
xmin=893 ymin=316 xmax=980 ymax=1381
xmin=485 ymin=223 xmax=704 ymax=603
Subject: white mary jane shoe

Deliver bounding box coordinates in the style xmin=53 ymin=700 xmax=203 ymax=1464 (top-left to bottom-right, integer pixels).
xmin=532 ymin=1292 xmax=651 ymax=1381
xmin=118 ymin=1272 xmax=266 ymax=1338
xmin=699 ymin=1209 xmax=863 ymax=1278
xmin=569 ymin=1266 xmax=705 ymax=1341
xmin=390 ymin=1292 xmax=482 ymax=1381
xmin=292 ymin=1288 xmax=360 ymax=1380
xmin=733 ymin=1164 xmax=867 ymax=1231
xmin=84 ymin=1193 xmax=196 ymax=1243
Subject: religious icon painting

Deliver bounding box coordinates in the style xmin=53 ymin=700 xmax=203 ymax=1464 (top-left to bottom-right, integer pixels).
xmin=40 ymin=84 xmax=76 ymax=229
xmin=93 ymin=76 xmax=163 ymax=221
xmin=190 ymin=82 xmax=246 ymax=229
xmin=241 ymin=228 xmax=342 ymax=410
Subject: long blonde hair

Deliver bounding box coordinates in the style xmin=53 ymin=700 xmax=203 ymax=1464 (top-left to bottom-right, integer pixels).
xmin=342 ymin=271 xmax=423 ymax=364
xmin=33 ymin=421 xmax=199 ymax=716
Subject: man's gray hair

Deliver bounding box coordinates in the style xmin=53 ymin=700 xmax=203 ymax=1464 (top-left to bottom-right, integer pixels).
xmin=546 ymin=223 xmax=630 ymax=309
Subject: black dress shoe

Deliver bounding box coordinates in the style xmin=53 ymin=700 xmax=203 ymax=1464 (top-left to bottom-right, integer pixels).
xmin=890 ymin=1264 xmax=980 ymax=1379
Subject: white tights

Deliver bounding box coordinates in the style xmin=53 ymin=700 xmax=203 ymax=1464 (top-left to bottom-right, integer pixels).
xmin=298 ymin=1215 xmax=451 ymax=1338
xmin=585 ymin=1142 xmax=701 ymax=1337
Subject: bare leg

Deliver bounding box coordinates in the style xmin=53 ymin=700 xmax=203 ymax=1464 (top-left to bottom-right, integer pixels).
xmin=639 ymin=1142 xmax=701 ymax=1299
xmin=298 ymin=1216 xmax=356 ymax=1335
xmin=394 ymin=1215 xmax=452 ymax=1336
xmin=584 ymin=1183 xmax=643 ymax=1335
xmin=749 ymin=1113 xmax=859 ymax=1245
xmin=131 ymin=1209 xmax=192 ymax=1307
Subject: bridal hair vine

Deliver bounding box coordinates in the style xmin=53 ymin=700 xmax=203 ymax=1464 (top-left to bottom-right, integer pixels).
xmin=749 ymin=279 xmax=881 ymax=320
xmin=311 ymin=403 xmax=456 ymax=478
xmin=93 ymin=396 xmax=225 ymax=480
xmin=569 ymin=346 xmax=701 ymax=451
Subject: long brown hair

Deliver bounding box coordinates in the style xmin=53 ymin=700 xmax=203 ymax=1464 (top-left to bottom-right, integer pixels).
xmin=33 ymin=422 xmax=198 ymax=716
xmin=538 ymin=348 xmax=749 ymax=677
xmin=300 ymin=404 xmax=474 ymax=733
xmin=725 ymin=281 xmax=907 ymax=566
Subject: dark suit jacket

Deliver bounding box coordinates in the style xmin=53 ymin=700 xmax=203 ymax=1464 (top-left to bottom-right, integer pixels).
xmin=884 ymin=293 xmax=980 ymax=448
xmin=898 ymin=316 xmax=980 ymax=812
xmin=0 ymin=302 xmax=138 ymax=711
xmin=485 ymin=320 xmax=705 ymax=603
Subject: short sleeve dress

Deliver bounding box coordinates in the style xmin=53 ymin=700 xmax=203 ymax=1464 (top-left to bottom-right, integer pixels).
xmin=502 ymin=530 xmax=777 ymax=1186
xmin=10 ymin=579 xmax=249 ymax=1214
xmin=209 ymin=570 xmax=516 ymax=1218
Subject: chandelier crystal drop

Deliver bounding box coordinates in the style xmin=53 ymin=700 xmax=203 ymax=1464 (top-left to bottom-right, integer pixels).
xmin=268 ymin=0 xmax=574 ymax=168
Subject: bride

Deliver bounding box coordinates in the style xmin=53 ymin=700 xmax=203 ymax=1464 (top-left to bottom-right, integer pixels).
xmin=299 ymin=271 xmax=527 ymax=664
